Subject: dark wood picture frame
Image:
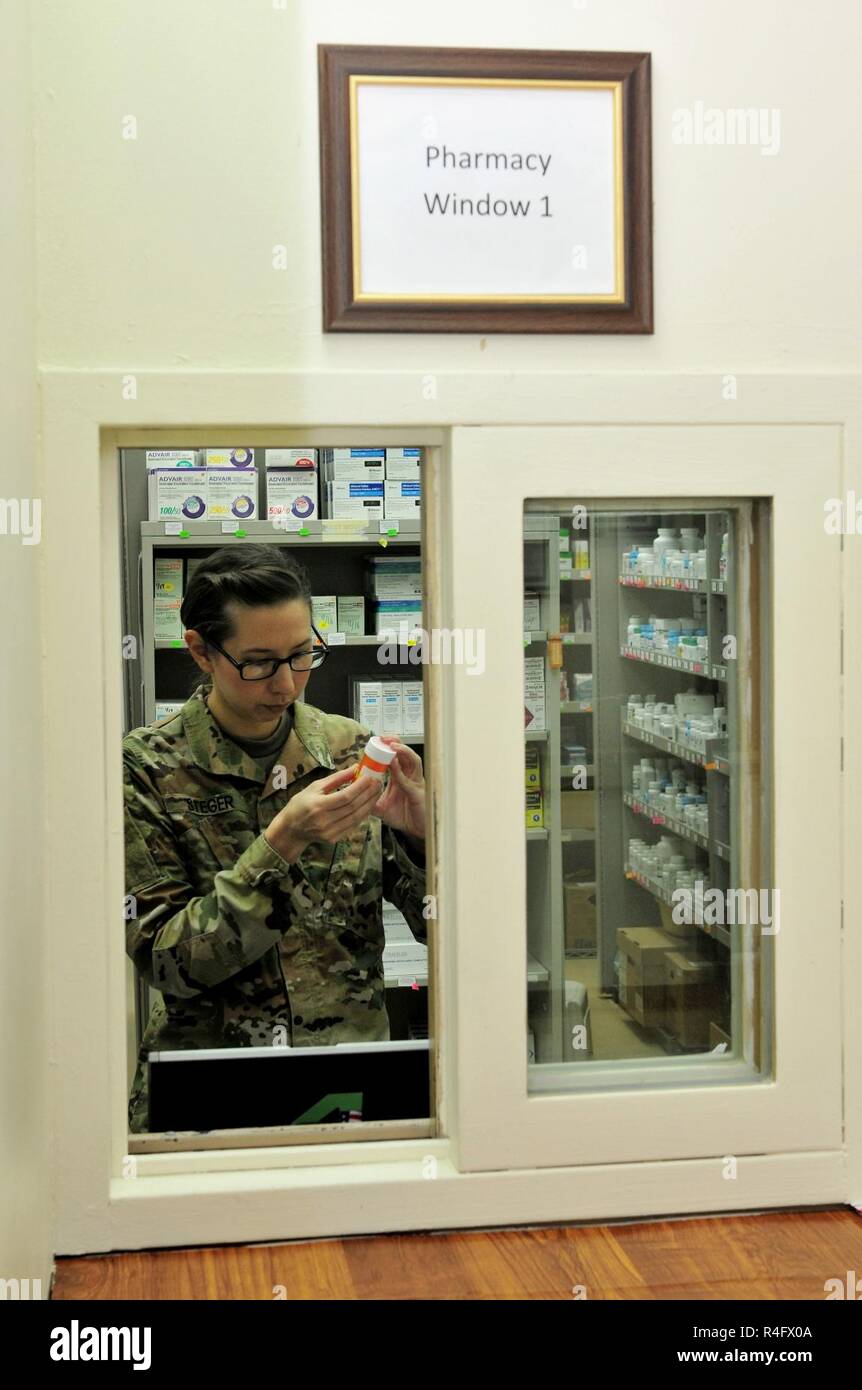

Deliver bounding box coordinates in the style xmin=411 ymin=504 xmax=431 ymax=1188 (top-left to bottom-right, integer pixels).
xmin=319 ymin=44 xmax=652 ymax=334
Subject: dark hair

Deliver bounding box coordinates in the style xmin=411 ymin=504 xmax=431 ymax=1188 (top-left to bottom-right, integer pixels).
xmin=181 ymin=544 xmax=313 ymax=692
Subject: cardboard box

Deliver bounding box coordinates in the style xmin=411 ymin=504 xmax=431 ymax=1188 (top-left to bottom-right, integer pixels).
xmin=385 ymin=458 xmax=422 ymax=480
xmin=385 ymin=448 xmax=422 ymax=462
xmin=207 ymin=469 xmax=258 ymax=522
xmin=337 ymin=596 xmax=365 ymax=635
xmin=202 ymin=448 xmax=255 ymax=469
xmin=354 ymin=680 xmax=383 ymax=731
xmin=324 ymin=458 xmax=386 ymax=481
xmin=381 ymin=682 xmax=403 ymax=735
xmin=573 ymin=672 xmax=593 ymax=704
xmin=559 ymin=529 xmax=573 ymax=579
xmin=311 ymin=595 xmax=338 ymax=633
xmin=523 ymin=592 xmax=541 ymax=629
xmin=147 ymin=469 xmax=208 ymax=522
xmin=384 ymin=480 xmax=421 ymax=499
xmin=264 ymin=448 xmax=318 ymax=469
xmin=384 ymin=479 xmax=421 ymax=517
xmin=564 ymin=980 xmax=592 ymax=1058
xmin=665 ymin=951 xmax=720 ymax=1047
xmin=367 ymin=559 xmax=422 ymax=598
xmin=561 ymin=789 xmax=595 ymax=830
xmin=154 ymin=701 xmax=184 ymax=720
xmin=325 ymin=479 xmax=384 ymax=517
xmin=384 ymin=500 xmax=422 ymax=519
xmin=616 ymin=926 xmax=678 ymax=1029
xmin=322 ymin=448 xmax=385 ymax=464
xmin=372 ymin=601 xmax=423 ymax=640
xmin=154 ymin=558 xmax=183 ymax=602
xmin=266 ymin=467 xmax=318 ymax=523
xmin=154 ymin=603 xmax=182 ymax=641
xmin=524 ymin=656 xmax=546 ymax=732
xmin=402 ymin=680 xmax=423 ymax=737
xmin=146 ymin=449 xmax=198 ymax=469
xmin=564 ymin=879 xmax=597 ymax=952
xmin=524 ymin=746 xmax=542 ymax=789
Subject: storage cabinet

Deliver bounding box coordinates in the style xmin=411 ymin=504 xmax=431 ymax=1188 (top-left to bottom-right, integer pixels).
xmin=525 ymin=501 xmax=767 ymax=1067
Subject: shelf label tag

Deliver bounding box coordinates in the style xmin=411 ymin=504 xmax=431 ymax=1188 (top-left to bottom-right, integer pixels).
xmin=327 ymin=632 xmax=346 ymax=645
xmin=164 ymin=522 xmax=183 ymax=535
xmin=323 ymin=518 xmax=366 ymax=537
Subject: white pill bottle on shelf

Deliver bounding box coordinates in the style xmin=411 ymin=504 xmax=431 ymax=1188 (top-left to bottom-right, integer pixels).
xmin=653 ymin=528 xmax=679 ymax=574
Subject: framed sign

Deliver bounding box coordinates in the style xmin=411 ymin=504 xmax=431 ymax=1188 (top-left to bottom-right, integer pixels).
xmin=319 ymin=44 xmax=652 ymax=334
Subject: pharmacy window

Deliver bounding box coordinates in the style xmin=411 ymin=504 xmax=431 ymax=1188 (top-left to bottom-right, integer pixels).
xmin=523 ymin=499 xmax=772 ymax=1084
xmin=120 ymin=444 xmax=433 ymax=1149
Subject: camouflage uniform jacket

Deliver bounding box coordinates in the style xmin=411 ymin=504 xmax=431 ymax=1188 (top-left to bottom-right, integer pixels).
xmin=123 ymin=683 xmax=428 ymax=1131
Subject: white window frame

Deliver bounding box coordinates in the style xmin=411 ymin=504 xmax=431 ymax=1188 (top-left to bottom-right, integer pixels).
xmin=40 ymin=372 xmax=861 ymax=1255
xmin=448 ymin=424 xmax=839 ymax=1170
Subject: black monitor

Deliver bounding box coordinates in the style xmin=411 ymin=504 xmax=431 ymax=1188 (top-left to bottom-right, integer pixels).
xmin=147 ymin=1039 xmax=430 ymax=1133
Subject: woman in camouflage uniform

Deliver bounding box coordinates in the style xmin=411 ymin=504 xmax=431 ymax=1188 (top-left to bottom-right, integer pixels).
xmin=124 ymin=544 xmax=427 ymax=1132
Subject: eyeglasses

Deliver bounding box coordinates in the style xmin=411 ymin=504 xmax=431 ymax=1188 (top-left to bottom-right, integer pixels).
xmin=204 ymin=624 xmax=329 ymax=680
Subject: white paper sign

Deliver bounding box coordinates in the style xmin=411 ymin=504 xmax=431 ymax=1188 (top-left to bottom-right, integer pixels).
xmin=353 ymin=78 xmax=620 ymax=299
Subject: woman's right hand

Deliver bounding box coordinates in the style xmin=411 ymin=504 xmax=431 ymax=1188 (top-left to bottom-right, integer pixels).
xmin=263 ymin=765 xmax=384 ymax=863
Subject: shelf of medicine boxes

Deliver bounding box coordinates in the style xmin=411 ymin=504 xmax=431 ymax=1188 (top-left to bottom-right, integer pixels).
xmin=620 ymin=575 xmax=706 ymax=593
xmin=620 ymin=644 xmax=727 ymax=683
xmin=623 ymin=790 xmax=717 ymax=854
xmin=624 ymin=864 xmax=732 ymax=948
xmin=620 ymin=715 xmax=730 ymax=777
xmin=145 ymin=517 xmax=425 ymax=735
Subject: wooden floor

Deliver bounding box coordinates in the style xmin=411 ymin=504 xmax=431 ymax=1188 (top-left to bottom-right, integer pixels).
xmin=53 ymin=1207 xmax=862 ymax=1300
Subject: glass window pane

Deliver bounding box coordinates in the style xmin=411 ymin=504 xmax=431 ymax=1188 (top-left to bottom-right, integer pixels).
xmin=524 ymin=500 xmax=772 ymax=1085
xmin=120 ymin=445 xmax=432 ymax=1143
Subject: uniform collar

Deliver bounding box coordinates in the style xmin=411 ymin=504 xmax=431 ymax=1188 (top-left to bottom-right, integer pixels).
xmin=182 ymin=683 xmax=335 ymax=791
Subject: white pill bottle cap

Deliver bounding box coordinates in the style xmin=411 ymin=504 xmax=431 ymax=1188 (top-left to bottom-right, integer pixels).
xmin=365 ymin=735 xmax=397 ymax=765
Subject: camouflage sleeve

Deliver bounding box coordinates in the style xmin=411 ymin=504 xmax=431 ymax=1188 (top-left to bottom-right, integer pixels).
xmin=381 ymin=824 xmax=429 ymax=946
xmin=123 ymin=755 xmax=293 ymax=998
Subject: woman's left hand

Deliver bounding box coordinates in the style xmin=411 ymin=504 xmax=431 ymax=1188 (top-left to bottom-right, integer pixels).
xmin=371 ymin=736 xmax=426 ymax=842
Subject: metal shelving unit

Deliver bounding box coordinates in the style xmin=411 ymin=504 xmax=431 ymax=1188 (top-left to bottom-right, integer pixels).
xmin=523 ymin=513 xmax=568 ymax=1063
xmin=523 ymin=511 xmax=599 ymax=1063
xmin=593 ymin=508 xmax=737 ymax=1045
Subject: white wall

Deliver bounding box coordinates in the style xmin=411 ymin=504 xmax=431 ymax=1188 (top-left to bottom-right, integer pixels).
xmin=32 ymin=0 xmax=861 ymax=373
xmin=23 ymin=0 xmax=862 ymax=1255
xmin=0 ymin=0 xmax=51 ymax=1296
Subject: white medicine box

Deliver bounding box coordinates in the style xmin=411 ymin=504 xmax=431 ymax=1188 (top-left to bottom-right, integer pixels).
xmin=206 ymin=469 xmax=259 ymax=522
